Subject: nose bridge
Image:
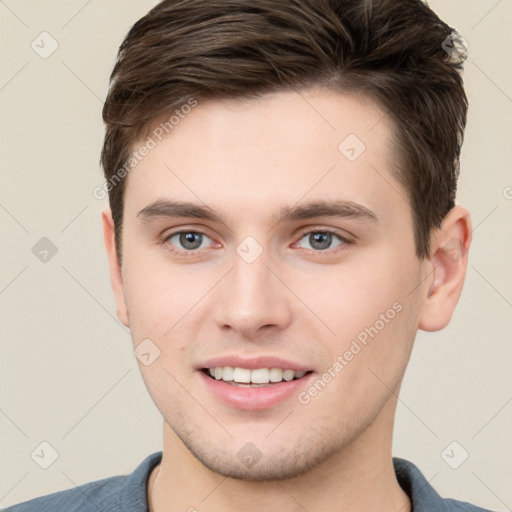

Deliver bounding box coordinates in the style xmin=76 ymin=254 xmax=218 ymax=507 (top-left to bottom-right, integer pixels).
xmin=216 ymin=242 xmax=291 ymax=336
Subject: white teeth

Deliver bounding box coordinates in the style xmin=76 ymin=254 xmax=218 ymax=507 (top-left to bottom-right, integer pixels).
xmin=251 ymin=368 xmax=269 ymax=384
xmin=282 ymin=369 xmax=295 ymax=381
xmin=232 ymin=367 xmax=251 ymax=383
xmin=206 ymin=366 xmax=308 ymax=384
xmin=221 ymin=366 xmax=234 ymax=382
xmin=269 ymin=368 xmax=283 ymax=382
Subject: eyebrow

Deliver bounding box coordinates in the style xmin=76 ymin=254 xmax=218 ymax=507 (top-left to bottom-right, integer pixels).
xmin=137 ymin=200 xmax=225 ymax=224
xmin=274 ymin=200 xmax=378 ymax=224
xmin=136 ymin=199 xmax=378 ymax=225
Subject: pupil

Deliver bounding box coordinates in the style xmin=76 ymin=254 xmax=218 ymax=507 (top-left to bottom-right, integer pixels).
xmin=310 ymin=232 xmax=331 ymax=250
xmin=180 ymin=232 xmax=202 ymax=250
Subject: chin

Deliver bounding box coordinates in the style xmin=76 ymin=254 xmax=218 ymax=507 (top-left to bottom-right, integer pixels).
xmin=175 ymin=422 xmax=354 ymax=482
xmin=194 ymin=450 xmax=323 ymax=481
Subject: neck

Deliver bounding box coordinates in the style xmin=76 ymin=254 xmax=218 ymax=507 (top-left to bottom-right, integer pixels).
xmin=148 ymin=399 xmax=410 ymax=512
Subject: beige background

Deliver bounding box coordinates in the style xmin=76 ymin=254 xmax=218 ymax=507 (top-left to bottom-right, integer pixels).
xmin=1 ymin=0 xmax=511 ymax=509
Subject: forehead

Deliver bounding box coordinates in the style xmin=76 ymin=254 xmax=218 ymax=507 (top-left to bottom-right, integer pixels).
xmin=123 ymin=88 xmax=407 ymax=224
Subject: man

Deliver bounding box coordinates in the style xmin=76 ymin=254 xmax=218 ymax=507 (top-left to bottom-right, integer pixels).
xmin=5 ymin=0 xmax=495 ymax=511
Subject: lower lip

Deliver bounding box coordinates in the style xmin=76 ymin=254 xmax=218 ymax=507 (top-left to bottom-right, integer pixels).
xmin=198 ymin=371 xmax=315 ymax=410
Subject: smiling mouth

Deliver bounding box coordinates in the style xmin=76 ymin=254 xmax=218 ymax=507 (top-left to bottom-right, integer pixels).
xmin=202 ymin=367 xmax=313 ymax=387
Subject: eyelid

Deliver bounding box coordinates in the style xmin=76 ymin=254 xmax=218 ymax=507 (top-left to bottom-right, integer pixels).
xmin=294 ymin=226 xmax=353 ymax=243
xmin=291 ymin=227 xmax=353 ymax=253
xmin=161 ymin=224 xmax=216 ymax=242
xmin=161 ymin=228 xmax=220 ymax=255
xmin=160 ymin=225 xmax=354 ymax=256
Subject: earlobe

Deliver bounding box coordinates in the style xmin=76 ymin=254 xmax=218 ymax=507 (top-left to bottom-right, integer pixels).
xmin=102 ymin=208 xmax=130 ymax=327
xmin=418 ymin=206 xmax=472 ymax=332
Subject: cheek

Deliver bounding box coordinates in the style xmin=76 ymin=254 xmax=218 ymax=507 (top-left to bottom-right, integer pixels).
xmin=303 ymin=299 xmax=416 ymax=423
xmin=121 ymin=248 xmax=193 ymax=327
xmin=297 ymin=251 xmax=416 ymax=336
xmin=121 ymin=251 xmax=222 ymax=373
xmin=297 ymin=249 xmax=420 ymax=394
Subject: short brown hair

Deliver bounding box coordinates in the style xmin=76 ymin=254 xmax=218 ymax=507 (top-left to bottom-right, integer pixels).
xmin=101 ymin=0 xmax=467 ymax=264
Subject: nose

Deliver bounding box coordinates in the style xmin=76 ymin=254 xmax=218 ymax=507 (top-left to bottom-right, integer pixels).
xmin=214 ymin=248 xmax=292 ymax=339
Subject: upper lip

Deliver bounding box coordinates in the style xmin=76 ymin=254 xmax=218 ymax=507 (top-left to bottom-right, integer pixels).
xmin=197 ymin=355 xmax=312 ymax=372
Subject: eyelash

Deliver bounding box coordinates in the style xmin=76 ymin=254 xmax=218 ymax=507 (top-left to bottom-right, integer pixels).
xmin=294 ymin=228 xmax=351 ymax=254
xmin=161 ymin=228 xmax=352 ymax=257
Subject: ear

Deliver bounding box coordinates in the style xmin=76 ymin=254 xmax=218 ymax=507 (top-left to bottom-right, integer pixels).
xmin=102 ymin=208 xmax=130 ymax=327
xmin=418 ymin=206 xmax=472 ymax=332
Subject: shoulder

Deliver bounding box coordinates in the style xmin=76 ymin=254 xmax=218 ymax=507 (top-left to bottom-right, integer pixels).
xmin=393 ymin=457 xmax=497 ymax=512
xmin=2 ymin=452 xmax=162 ymax=512
xmin=443 ymin=498 xmax=498 ymax=512
xmin=2 ymin=475 xmax=126 ymax=512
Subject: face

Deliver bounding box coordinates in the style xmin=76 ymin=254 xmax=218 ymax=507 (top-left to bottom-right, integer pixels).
xmin=107 ymin=89 xmax=434 ymax=479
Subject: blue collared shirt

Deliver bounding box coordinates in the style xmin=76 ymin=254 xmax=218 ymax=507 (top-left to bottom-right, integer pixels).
xmin=2 ymin=452 xmax=496 ymax=511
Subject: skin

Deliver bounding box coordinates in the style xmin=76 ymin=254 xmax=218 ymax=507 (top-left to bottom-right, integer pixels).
xmin=103 ymin=88 xmax=472 ymax=512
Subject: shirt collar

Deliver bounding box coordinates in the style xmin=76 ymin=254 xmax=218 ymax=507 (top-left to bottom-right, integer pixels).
xmin=127 ymin=453 xmax=448 ymax=512
xmin=393 ymin=457 xmax=449 ymax=511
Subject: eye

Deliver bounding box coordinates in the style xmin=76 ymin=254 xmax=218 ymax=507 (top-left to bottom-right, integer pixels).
xmin=165 ymin=231 xmax=214 ymax=251
xmin=295 ymin=230 xmax=346 ymax=251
